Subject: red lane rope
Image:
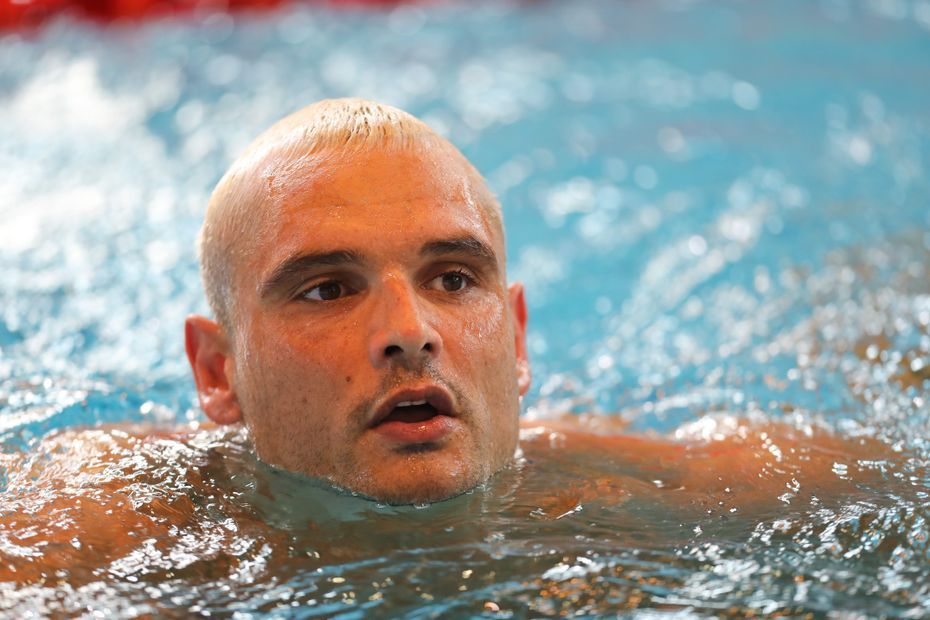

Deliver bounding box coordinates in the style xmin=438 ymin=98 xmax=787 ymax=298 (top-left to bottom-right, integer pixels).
xmin=1 ymin=0 xmax=415 ymax=30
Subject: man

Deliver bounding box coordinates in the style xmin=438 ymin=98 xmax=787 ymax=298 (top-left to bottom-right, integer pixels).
xmin=185 ymin=98 xmax=530 ymax=505
xmin=0 ymin=98 xmax=901 ymax=587
xmin=184 ymin=97 xmax=895 ymax=507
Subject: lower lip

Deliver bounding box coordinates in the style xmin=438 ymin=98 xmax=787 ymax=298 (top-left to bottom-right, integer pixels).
xmin=372 ymin=415 xmax=456 ymax=445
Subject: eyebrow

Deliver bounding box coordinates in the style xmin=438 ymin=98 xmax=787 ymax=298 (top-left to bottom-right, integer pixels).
xmin=259 ymin=249 xmax=363 ymax=299
xmin=420 ymin=236 xmax=498 ymax=265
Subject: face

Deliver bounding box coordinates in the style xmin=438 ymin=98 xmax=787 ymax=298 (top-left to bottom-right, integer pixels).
xmin=190 ymin=140 xmax=530 ymax=504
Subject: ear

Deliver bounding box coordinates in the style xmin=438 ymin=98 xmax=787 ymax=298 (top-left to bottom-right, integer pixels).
xmin=184 ymin=315 xmax=242 ymax=425
xmin=508 ymin=282 xmax=532 ymax=396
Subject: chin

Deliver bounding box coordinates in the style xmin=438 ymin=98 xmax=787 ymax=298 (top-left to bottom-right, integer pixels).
xmin=341 ymin=450 xmax=495 ymax=505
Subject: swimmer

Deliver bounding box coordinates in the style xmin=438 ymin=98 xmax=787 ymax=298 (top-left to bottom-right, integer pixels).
xmin=185 ymin=97 xmax=529 ymax=505
xmin=0 ymin=99 xmax=907 ymax=586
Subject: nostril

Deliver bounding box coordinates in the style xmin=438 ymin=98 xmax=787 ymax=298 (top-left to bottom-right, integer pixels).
xmin=382 ymin=342 xmax=434 ymax=358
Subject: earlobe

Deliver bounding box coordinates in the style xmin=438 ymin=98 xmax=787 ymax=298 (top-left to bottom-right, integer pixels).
xmin=184 ymin=315 xmax=242 ymax=425
xmin=508 ymin=282 xmax=532 ymax=396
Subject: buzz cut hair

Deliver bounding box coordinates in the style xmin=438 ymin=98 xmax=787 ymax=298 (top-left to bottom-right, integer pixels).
xmin=198 ymin=98 xmax=503 ymax=336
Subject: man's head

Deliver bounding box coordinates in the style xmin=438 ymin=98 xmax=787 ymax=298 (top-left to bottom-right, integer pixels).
xmin=185 ymin=98 xmax=531 ymax=504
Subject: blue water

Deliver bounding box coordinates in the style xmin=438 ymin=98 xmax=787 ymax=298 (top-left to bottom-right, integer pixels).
xmin=2 ymin=0 xmax=930 ymax=616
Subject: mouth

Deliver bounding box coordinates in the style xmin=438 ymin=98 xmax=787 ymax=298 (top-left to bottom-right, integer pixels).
xmin=369 ymin=386 xmax=457 ymax=445
xmin=382 ymin=399 xmax=441 ymax=424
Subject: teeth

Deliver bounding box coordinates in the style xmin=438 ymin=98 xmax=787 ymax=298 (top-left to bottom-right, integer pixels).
xmin=396 ymin=399 xmax=428 ymax=407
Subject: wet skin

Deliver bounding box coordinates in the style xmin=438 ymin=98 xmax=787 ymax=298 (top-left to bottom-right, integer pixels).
xmin=186 ymin=142 xmax=530 ymax=505
xmin=0 ymin=418 xmax=901 ymax=585
xmin=0 ymin=127 xmax=909 ymax=586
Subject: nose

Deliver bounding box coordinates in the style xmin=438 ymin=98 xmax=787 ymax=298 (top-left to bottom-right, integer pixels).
xmin=368 ymin=277 xmax=442 ymax=368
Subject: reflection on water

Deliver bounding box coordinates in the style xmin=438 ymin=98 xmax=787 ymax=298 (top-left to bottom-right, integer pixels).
xmin=1 ymin=0 xmax=930 ymax=616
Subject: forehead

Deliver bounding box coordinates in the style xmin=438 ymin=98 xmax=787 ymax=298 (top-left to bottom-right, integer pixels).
xmin=254 ymin=144 xmax=501 ymax=264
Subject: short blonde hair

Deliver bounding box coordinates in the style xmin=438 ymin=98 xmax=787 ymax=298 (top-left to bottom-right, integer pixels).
xmin=199 ymin=98 xmax=502 ymax=333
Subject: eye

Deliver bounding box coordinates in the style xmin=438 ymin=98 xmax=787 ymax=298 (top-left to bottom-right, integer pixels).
xmin=427 ymin=269 xmax=475 ymax=293
xmin=300 ymin=280 xmax=352 ymax=302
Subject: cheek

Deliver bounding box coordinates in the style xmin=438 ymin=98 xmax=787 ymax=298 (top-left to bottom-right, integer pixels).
xmin=236 ymin=318 xmax=358 ymax=420
xmin=258 ymin=318 xmax=357 ymax=370
xmin=473 ymin=297 xmax=512 ymax=365
xmin=454 ymin=296 xmax=508 ymax=358
xmin=458 ymin=297 xmax=520 ymax=459
xmin=234 ymin=319 xmax=361 ymax=473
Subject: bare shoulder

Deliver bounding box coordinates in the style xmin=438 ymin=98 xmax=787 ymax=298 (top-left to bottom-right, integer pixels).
xmin=518 ymin=413 xmax=901 ymax=511
xmin=521 ymin=412 xmax=893 ymax=461
xmin=3 ymin=423 xmax=209 ymax=492
xmin=0 ymin=423 xmax=214 ymax=585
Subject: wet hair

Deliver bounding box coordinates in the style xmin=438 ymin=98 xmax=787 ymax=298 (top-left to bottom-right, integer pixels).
xmin=199 ymin=98 xmax=503 ymax=335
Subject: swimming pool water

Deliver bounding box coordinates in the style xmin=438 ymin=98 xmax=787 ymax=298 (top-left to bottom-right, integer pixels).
xmin=1 ymin=0 xmax=930 ymax=616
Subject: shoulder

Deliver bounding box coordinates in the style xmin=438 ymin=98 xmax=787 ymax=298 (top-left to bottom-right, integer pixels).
xmin=0 ymin=422 xmax=223 ymax=585
xmin=3 ymin=423 xmax=212 ymax=493
xmin=518 ymin=412 xmax=896 ymax=495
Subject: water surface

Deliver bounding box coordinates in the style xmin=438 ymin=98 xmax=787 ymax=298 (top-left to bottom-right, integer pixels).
xmin=1 ymin=0 xmax=930 ymax=616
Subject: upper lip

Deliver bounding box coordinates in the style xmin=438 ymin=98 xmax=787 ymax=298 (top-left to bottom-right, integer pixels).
xmin=368 ymin=385 xmax=455 ymax=428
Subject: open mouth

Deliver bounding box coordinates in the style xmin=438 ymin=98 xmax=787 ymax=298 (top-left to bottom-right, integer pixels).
xmin=381 ymin=400 xmax=441 ymax=425
xmin=369 ymin=387 xmax=457 ymax=445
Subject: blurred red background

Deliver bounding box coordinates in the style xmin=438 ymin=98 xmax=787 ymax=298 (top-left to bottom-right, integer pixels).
xmin=0 ymin=0 xmax=413 ymax=30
